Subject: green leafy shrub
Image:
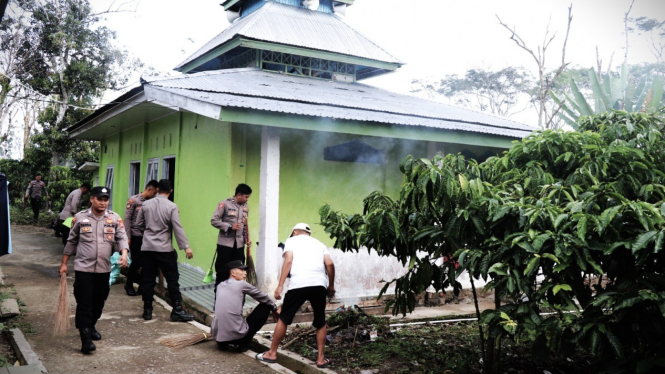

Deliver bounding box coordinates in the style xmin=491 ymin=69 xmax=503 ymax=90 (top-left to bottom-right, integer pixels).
xmin=0 ymin=161 xmax=91 ymax=214
xmin=320 ymin=110 xmax=665 ymax=373
xmin=9 ymin=206 xmax=56 ymax=226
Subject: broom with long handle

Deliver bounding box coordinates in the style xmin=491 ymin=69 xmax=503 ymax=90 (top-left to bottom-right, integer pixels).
xmin=161 ymin=332 xmax=212 ymax=349
xmin=244 ymin=219 xmax=258 ymax=286
xmin=246 ymin=248 xmax=258 ymax=287
xmin=53 ymin=273 xmax=70 ymax=336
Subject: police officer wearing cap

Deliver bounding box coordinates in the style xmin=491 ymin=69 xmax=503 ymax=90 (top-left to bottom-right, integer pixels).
xmin=211 ymin=260 xmax=278 ymax=353
xmin=211 ymin=183 xmax=252 ymax=290
xmin=24 ymin=172 xmax=49 ymax=224
xmin=59 ymin=186 xmax=129 ymax=354
xmin=136 ymin=179 xmax=194 ymax=322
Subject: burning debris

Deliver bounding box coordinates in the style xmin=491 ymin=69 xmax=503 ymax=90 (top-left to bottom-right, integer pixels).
xmin=280 ymin=305 xmax=390 ymax=350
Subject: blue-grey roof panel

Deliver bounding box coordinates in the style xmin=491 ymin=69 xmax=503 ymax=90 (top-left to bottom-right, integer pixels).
xmin=146 ymin=85 xmax=531 ymax=138
xmin=175 ymin=2 xmax=401 ymax=69
xmin=145 ymin=68 xmax=534 ymax=134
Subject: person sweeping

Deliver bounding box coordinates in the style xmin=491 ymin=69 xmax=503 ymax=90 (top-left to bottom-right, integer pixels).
xmin=59 ymin=186 xmax=129 ymax=354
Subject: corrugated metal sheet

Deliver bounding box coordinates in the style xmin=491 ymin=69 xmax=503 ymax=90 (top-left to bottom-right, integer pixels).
xmin=145 ymin=68 xmax=534 ymax=134
xmin=175 ymin=2 xmax=401 ymax=69
xmin=144 ymin=85 xmax=532 ymax=138
xmin=243 ymin=0 xmax=334 ymax=17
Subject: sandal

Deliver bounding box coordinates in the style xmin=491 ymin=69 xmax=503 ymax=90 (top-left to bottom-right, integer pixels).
xmin=317 ymin=358 xmax=330 ymax=368
xmin=255 ymin=352 xmax=277 ymax=364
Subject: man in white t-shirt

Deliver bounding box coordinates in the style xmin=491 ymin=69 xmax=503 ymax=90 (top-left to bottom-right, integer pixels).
xmin=256 ymin=223 xmax=335 ymax=369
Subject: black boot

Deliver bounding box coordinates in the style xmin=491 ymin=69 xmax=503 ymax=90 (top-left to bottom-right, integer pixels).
xmin=170 ymin=300 xmax=194 ymax=322
xmin=79 ymin=328 xmax=96 ymax=354
xmin=90 ymin=328 xmax=101 ymax=341
xmin=143 ymin=302 xmax=153 ymax=320
xmin=125 ymin=283 xmax=138 ymax=297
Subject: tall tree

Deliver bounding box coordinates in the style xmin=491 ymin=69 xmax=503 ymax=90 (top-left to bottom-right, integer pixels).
xmin=630 ymin=16 xmax=665 ymax=65
xmin=496 ymin=5 xmax=573 ymax=129
xmin=0 ymin=10 xmax=41 ymax=157
xmin=412 ymin=67 xmax=534 ymax=118
xmin=15 ymin=0 xmax=135 ymax=166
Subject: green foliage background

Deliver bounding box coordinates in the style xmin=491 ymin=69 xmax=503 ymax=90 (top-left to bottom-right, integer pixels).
xmin=320 ymin=110 xmax=665 ymax=373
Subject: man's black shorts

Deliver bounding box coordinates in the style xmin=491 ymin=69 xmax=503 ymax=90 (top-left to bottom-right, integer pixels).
xmin=279 ymin=286 xmax=327 ymax=329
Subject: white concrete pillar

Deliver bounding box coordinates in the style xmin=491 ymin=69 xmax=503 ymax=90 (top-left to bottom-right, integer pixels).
xmin=257 ymin=126 xmax=281 ymax=293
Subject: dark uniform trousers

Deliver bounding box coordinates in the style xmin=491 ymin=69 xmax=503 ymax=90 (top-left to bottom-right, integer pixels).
xmin=73 ymin=271 xmax=110 ymax=329
xmin=126 ymin=236 xmax=143 ymax=289
xmin=30 ymin=198 xmax=41 ymax=222
xmin=217 ymin=303 xmax=272 ymax=349
xmin=141 ymin=251 xmax=182 ymax=304
xmin=214 ymin=242 xmax=245 ymax=288
xmin=59 ymin=225 xmax=70 ymax=246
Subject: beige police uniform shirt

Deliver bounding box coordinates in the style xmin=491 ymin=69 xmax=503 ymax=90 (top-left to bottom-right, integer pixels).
xmin=124 ymin=193 xmax=146 ymax=237
xmin=25 ymin=180 xmax=49 ymax=199
xmin=58 ymin=188 xmax=84 ymax=220
xmin=211 ymin=279 xmax=275 ymax=343
xmin=63 ymin=210 xmax=129 ymax=273
xmin=210 ymin=197 xmax=249 ymax=248
xmin=136 ymin=195 xmax=189 ymax=252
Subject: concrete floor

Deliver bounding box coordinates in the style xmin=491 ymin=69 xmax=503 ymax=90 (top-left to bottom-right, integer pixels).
xmin=0 ymin=226 xmax=279 ymax=374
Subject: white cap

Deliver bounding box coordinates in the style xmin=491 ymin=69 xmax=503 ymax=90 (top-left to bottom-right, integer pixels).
xmin=292 ymin=223 xmax=311 ymax=233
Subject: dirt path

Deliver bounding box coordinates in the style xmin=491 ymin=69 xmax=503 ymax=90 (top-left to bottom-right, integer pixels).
xmin=1 ymin=226 xmax=277 ymax=374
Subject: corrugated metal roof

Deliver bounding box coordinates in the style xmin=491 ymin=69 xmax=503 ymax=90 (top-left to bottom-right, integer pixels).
xmin=175 ymin=1 xmax=401 ymax=70
xmin=145 ymin=68 xmax=534 ymax=135
xmin=145 ymin=85 xmax=532 ymax=138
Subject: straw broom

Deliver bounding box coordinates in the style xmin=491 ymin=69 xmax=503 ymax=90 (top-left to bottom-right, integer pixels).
xmin=246 ymin=249 xmax=258 ymax=287
xmin=161 ymin=332 xmax=211 ymax=349
xmin=53 ymin=273 xmax=70 ymax=336
xmin=245 ymin=223 xmax=258 ymax=287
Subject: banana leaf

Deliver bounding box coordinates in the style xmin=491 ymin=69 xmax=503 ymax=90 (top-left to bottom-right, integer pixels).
xmin=551 ymin=91 xmax=579 ymax=120
xmin=570 ymin=77 xmax=593 ymax=116
xmin=650 ymin=75 xmax=664 ymax=112
xmin=588 ymin=68 xmax=610 ymax=112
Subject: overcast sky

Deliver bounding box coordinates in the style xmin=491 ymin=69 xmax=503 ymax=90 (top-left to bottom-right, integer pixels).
xmin=93 ymin=0 xmax=665 ymax=126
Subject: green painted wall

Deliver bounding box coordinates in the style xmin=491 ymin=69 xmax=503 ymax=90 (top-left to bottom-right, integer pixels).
xmin=177 ymin=113 xmax=237 ymax=269
xmin=276 ymin=130 xmax=427 ymax=243
xmin=95 ymin=111 xmax=514 ymax=271
xmin=115 ymin=125 xmax=145 ymax=214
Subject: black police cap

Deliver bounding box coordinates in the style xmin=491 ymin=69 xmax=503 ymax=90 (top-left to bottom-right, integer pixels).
xmin=225 ymin=260 xmax=248 ymax=270
xmin=90 ymin=186 xmax=111 ymax=198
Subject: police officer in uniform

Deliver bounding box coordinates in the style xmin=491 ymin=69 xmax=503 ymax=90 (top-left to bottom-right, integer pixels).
xmin=56 ymin=183 xmax=91 ymax=245
xmin=136 ymin=179 xmax=194 ymax=322
xmin=123 ymin=180 xmax=159 ymax=296
xmin=24 ymin=173 xmax=49 ymax=224
xmin=211 ymin=183 xmax=252 ymax=289
xmin=59 ymin=186 xmax=129 ymax=354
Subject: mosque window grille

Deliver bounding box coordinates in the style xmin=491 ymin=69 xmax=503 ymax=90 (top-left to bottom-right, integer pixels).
xmin=219 ymin=49 xmax=258 ymax=70
xmin=260 ymin=50 xmax=356 ymax=80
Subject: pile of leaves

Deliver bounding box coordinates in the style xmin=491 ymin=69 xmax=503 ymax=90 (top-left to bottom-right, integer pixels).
xmin=284 ymin=317 xmax=596 ymax=374
xmin=281 ymin=306 xmax=389 ymax=351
